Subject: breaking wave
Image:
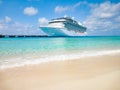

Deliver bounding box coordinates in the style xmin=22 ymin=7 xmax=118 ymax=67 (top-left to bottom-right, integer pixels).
xmin=0 ymin=49 xmax=120 ymax=70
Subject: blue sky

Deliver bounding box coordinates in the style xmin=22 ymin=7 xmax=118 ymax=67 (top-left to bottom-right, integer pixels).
xmin=0 ymin=0 xmax=120 ymax=36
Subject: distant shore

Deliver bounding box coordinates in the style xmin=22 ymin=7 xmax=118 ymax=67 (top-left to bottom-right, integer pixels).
xmin=1 ymin=35 xmax=120 ymax=38
xmin=0 ymin=53 xmax=120 ymax=90
xmin=0 ymin=35 xmax=48 ymax=38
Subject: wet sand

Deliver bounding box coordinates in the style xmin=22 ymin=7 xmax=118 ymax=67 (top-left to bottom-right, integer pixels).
xmin=0 ymin=53 xmax=120 ymax=90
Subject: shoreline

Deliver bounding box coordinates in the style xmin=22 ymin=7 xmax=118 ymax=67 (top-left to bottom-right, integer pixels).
xmin=0 ymin=53 xmax=120 ymax=90
xmin=0 ymin=50 xmax=120 ymax=70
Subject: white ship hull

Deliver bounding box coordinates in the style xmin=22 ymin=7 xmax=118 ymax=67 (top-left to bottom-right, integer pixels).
xmin=40 ymin=27 xmax=86 ymax=36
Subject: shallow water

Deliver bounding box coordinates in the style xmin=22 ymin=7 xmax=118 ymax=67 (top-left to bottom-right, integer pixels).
xmin=0 ymin=36 xmax=120 ymax=69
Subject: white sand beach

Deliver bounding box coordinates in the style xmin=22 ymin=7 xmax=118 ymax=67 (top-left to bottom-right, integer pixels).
xmin=0 ymin=53 xmax=120 ymax=90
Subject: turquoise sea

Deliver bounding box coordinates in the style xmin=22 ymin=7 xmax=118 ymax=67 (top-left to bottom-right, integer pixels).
xmin=0 ymin=36 xmax=120 ymax=69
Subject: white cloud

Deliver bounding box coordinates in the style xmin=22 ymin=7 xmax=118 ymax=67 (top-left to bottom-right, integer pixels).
xmin=55 ymin=1 xmax=87 ymax=13
xmin=5 ymin=16 xmax=12 ymax=23
xmin=84 ymin=1 xmax=120 ymax=33
xmin=0 ymin=20 xmax=4 ymax=29
xmin=55 ymin=6 xmax=69 ymax=13
xmin=38 ymin=17 xmax=49 ymax=26
xmin=73 ymin=1 xmax=87 ymax=8
xmin=23 ymin=7 xmax=38 ymax=16
xmin=91 ymin=2 xmax=120 ymax=18
xmin=0 ymin=16 xmax=12 ymax=31
xmin=115 ymin=16 xmax=120 ymax=22
xmin=0 ymin=17 xmax=45 ymax=35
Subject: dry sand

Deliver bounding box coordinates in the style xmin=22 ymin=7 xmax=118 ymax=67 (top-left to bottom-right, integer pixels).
xmin=0 ymin=53 xmax=120 ymax=90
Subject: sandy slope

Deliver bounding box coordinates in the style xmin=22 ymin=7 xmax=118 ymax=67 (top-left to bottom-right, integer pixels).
xmin=0 ymin=53 xmax=120 ymax=90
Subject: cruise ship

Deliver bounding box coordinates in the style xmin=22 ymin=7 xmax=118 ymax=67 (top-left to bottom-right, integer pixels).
xmin=40 ymin=17 xmax=87 ymax=36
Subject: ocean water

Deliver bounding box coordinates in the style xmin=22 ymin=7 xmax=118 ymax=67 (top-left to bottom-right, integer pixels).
xmin=0 ymin=36 xmax=120 ymax=69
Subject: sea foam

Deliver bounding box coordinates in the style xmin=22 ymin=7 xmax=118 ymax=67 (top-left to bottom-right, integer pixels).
xmin=0 ymin=49 xmax=120 ymax=70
